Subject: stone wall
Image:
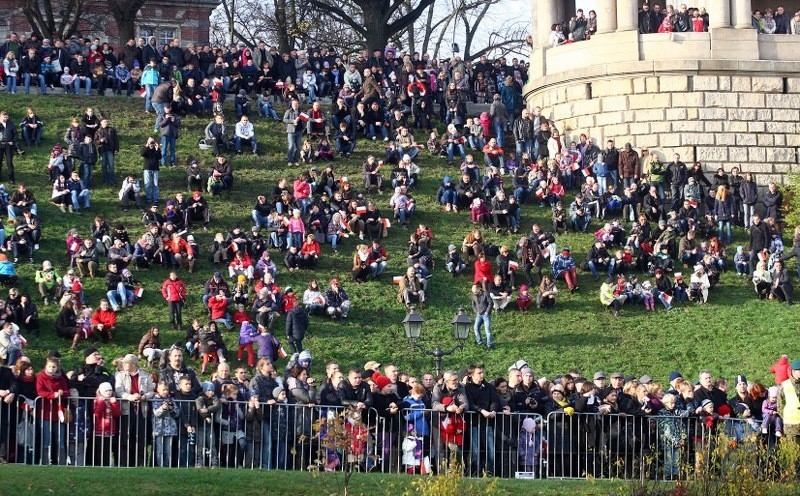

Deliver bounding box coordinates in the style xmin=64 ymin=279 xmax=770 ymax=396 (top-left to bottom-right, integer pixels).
xmin=528 ymin=72 xmax=800 ymax=185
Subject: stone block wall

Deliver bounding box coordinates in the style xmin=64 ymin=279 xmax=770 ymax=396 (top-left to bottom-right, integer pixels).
xmin=527 ymin=73 xmax=800 ymax=185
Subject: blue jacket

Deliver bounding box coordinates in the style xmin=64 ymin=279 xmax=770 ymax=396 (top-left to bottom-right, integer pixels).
xmin=402 ymin=396 xmax=430 ymax=436
xmin=552 ymin=254 xmax=575 ymax=279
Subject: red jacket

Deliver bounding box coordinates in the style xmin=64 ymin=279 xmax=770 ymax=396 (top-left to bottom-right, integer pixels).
xmin=164 ymin=237 xmax=194 ymax=257
xmin=229 ymin=253 xmax=253 ymax=271
xmin=473 ymin=260 xmax=493 ymax=284
xmin=161 ymin=278 xmax=187 ymax=302
xmin=36 ymin=371 xmax=69 ymax=421
xmin=91 ymin=309 xmax=117 ymax=328
xmin=93 ymin=397 xmax=121 ymax=436
xmin=207 ymin=295 xmax=229 ymax=320
xmin=300 ymin=241 xmax=321 ymax=257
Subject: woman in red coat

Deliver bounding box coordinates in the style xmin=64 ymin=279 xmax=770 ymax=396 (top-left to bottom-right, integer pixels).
xmin=161 ymin=271 xmax=187 ymax=330
xmin=300 ymin=233 xmax=321 ymax=269
xmin=93 ymin=382 xmax=121 ymax=466
xmin=473 ymin=251 xmax=493 ymax=291
xmin=36 ymin=356 xmax=69 ymax=465
xmin=91 ymin=299 xmax=117 ymax=343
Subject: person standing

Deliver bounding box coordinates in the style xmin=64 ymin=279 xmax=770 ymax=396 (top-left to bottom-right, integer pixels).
xmin=779 ymin=360 xmax=800 ymax=441
xmin=161 ymin=271 xmax=187 ymax=330
xmin=464 ymin=365 xmax=503 ymax=477
xmin=141 ymin=137 xmax=161 ymax=204
xmin=283 ymin=99 xmax=303 ymax=166
xmin=157 ymin=105 xmax=180 ymax=168
xmin=94 ymin=119 xmax=120 ymax=185
xmin=0 ymin=111 xmax=18 ymax=183
xmin=285 ymin=301 xmax=308 ymax=354
xmin=471 ymin=284 xmax=493 ymax=349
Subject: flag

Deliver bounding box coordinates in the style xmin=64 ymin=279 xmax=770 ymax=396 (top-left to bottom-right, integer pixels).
xmin=139 ymin=88 xmax=147 ymax=98
xmin=535 ymin=188 xmax=545 ymax=199
xmin=278 ymin=346 xmax=288 ymax=359
xmin=508 ymin=260 xmax=519 ymax=271
xmin=356 ymin=206 xmax=367 ymax=215
xmin=662 ymin=293 xmax=673 ymax=304
xmin=134 ymin=287 xmax=144 ymax=298
xmin=298 ymin=112 xmax=309 ymax=122
xmin=383 ymin=218 xmax=391 ymax=228
xmin=393 ymin=276 xmax=402 ymax=285
xmin=571 ymin=163 xmax=580 ymax=171
xmin=582 ymin=167 xmax=591 ymax=177
xmin=282 ymin=217 xmax=290 ymax=227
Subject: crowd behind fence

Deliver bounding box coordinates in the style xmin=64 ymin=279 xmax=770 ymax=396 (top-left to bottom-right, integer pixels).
xmin=1 ymin=396 xmax=790 ymax=480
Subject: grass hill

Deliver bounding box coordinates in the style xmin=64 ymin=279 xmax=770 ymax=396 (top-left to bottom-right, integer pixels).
xmin=0 ymin=93 xmax=796 ymax=386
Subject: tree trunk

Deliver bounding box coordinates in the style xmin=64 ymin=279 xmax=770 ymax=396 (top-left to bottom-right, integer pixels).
xmin=107 ymin=0 xmax=148 ymax=45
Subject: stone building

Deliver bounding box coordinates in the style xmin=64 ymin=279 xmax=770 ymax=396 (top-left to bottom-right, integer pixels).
xmin=525 ymin=0 xmax=800 ymax=185
xmin=0 ymin=0 xmax=219 ymax=47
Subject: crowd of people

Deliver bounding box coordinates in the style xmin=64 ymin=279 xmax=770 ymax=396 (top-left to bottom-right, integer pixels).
xmin=0 ymin=26 xmax=797 ymax=479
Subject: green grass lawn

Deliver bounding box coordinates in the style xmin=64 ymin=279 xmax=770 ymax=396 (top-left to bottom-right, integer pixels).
xmin=0 ymin=92 xmax=797 ymax=386
xmin=0 ymin=465 xmax=625 ymax=495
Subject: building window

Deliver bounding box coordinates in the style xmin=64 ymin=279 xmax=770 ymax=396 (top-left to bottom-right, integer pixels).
xmin=139 ymin=27 xmax=155 ymax=40
xmin=159 ymin=28 xmax=175 ymax=48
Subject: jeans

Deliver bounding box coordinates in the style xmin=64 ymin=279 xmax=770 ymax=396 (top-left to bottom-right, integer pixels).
xmin=327 ymin=233 xmax=341 ymax=251
xmin=470 ymin=424 xmax=495 ymax=476
xmin=287 ymin=131 xmax=303 ymax=163
xmin=447 ymin=143 xmax=466 ymax=163
xmin=587 ymin=260 xmax=614 ymax=279
xmin=515 ymin=139 xmax=534 ymax=162
xmin=161 ymin=136 xmax=176 ymax=166
xmin=305 ymin=84 xmax=317 ymax=102
xmin=596 ymin=175 xmax=607 ymax=194
xmin=24 ymin=73 xmax=46 ymax=94
xmin=260 ymin=102 xmax=279 ymax=119
xmin=494 ymin=122 xmax=505 ymax=147
xmin=80 ymin=161 xmax=94 ymax=187
xmin=395 ymin=208 xmax=409 ymax=225
xmin=441 ymin=190 xmax=457 ymax=206
xmin=743 ymin=204 xmax=755 ymax=228
xmin=236 ymin=136 xmax=257 ymax=153
xmin=260 ymin=427 xmax=273 ymax=469
xmin=252 ymin=210 xmax=269 ymax=228
xmin=609 ymin=170 xmax=619 ymax=189
xmin=652 ymin=182 xmax=665 ymax=201
xmin=143 ymin=169 xmax=160 ymax=204
xmin=474 ymin=313 xmax=492 ymax=346
xmin=154 ymin=436 xmax=172 ymax=467
xmin=468 ymin=136 xmax=485 ymax=150
xmin=145 ymin=84 xmax=157 ymax=112
xmin=5 ymin=76 xmax=16 ymax=93
xmin=73 ymin=76 xmax=91 ymax=95
xmin=152 ymin=102 xmax=166 ymax=131
xmin=106 ymin=283 xmax=134 ymax=310
xmin=368 ymin=124 xmax=389 ymax=140
xmin=115 ymin=78 xmax=133 ymax=96
xmin=21 ymin=126 xmax=43 ymax=146
xmin=571 ymin=214 xmax=590 ymax=232
xmin=71 ymin=189 xmax=91 ymax=210
xmin=369 ymin=260 xmax=387 ymax=277
xmin=398 ymin=146 xmax=419 ymax=160
xmin=336 ymin=138 xmax=355 ymax=155
xmin=100 ymin=150 xmax=115 ymax=184
xmin=717 ymin=220 xmax=732 ymax=245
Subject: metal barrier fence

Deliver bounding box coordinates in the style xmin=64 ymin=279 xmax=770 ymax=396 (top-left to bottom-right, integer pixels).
xmin=0 ymin=397 xmax=780 ymax=481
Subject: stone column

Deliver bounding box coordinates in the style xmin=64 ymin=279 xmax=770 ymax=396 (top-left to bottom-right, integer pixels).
xmin=537 ymin=0 xmax=558 ymax=46
xmin=597 ymin=0 xmax=618 ymax=34
xmin=616 ymin=0 xmax=638 ymax=32
xmin=732 ymin=0 xmax=753 ymax=29
xmin=708 ymin=0 xmax=731 ymax=28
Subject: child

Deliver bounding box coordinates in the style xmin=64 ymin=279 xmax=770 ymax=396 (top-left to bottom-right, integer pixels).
xmin=673 ymin=273 xmax=688 ymax=303
xmin=470 ymin=198 xmax=490 ymax=228
xmin=444 ymin=244 xmax=466 ymax=277
xmin=316 ymin=138 xmax=335 ymax=162
xmin=92 ymin=382 xmax=121 ymax=466
xmin=212 ymin=78 xmax=226 ymax=114
xmin=517 ymin=417 xmax=540 ymax=474
xmin=174 ymin=375 xmax=198 ymax=467
xmin=516 ymin=284 xmax=533 ymax=312
xmin=187 ymin=161 xmax=203 ymax=193
xmin=218 ymin=383 xmax=246 ymax=467
xmin=426 ymin=131 xmax=442 ymax=156
xmin=734 ymin=245 xmax=749 ymax=276
xmin=641 ymin=280 xmax=655 ymax=311
xmin=233 ymin=274 xmax=250 ymax=305
xmin=152 ymin=380 xmax=180 ymax=467
xmin=762 ymin=386 xmax=783 ymax=437
xmin=238 ymin=320 xmax=258 ymax=367
xmin=60 ymin=68 xmax=74 ymax=94
xmin=255 ymin=325 xmax=281 ymax=363
xmin=269 ymin=386 xmax=291 ymax=469
xmin=300 ymin=139 xmax=314 ymax=164
xmin=195 ymin=381 xmax=221 ymax=468
xmin=657 ymin=393 xmax=686 ymax=479
xmin=138 ymin=326 xmax=162 ymax=367
xmin=234 ymin=90 xmax=249 ymax=118
xmin=71 ymin=306 xmax=93 ymax=349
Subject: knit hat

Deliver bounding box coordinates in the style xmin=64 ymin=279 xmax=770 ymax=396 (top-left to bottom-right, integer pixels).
xmin=520 ymin=367 xmax=534 ymax=377
xmin=122 ymin=354 xmax=139 ymax=364
xmin=700 ymin=399 xmax=713 ymax=408
xmin=373 ymin=373 xmax=392 ymax=391
xmin=521 ymin=417 xmax=536 ymax=433
xmin=202 ymin=381 xmax=215 ymax=394
xmin=133 ymin=60 xmax=140 ymax=67
xmin=42 ymin=260 xmax=53 ymax=270
xmin=83 ymin=347 xmax=98 ymax=359
xmin=364 ymin=360 xmax=381 ymax=371
xmin=669 ymin=371 xmax=683 ymax=382
xmin=448 ymin=244 xmax=456 ymax=252
xmin=639 ymin=375 xmax=653 ymax=384
xmin=593 ymin=371 xmax=606 ymax=380
xmin=273 ymin=386 xmax=285 ymax=399
xmin=98 ymin=382 xmax=113 ymax=394
xmin=735 ymin=374 xmax=747 ymax=385
xmin=792 ymin=359 xmax=800 ymax=370
xmin=768 ymin=386 xmax=779 ymax=398
xmin=550 ymin=384 xmax=565 ymax=394
xmin=299 ymin=350 xmax=312 ymax=361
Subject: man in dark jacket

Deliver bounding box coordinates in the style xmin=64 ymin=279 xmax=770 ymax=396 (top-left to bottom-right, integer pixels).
xmin=587 ymin=240 xmax=614 ymax=280
xmin=94 ymin=119 xmax=119 ymax=185
xmin=69 ymin=53 xmax=92 ymax=95
xmin=603 ymin=139 xmax=619 ymax=188
xmin=770 ymin=260 xmax=793 ymax=306
xmin=667 ymin=154 xmax=688 ymax=211
xmin=464 ymin=365 xmax=502 ymax=476
xmin=693 ymin=370 xmax=728 ymax=414
xmin=337 ymin=368 xmax=373 ymax=415
xmin=0 ymin=111 xmax=18 ymax=183
xmin=638 ymin=4 xmax=657 ymax=33
xmin=748 ymin=214 xmax=770 ymax=275
xmin=20 ymin=47 xmax=45 ymax=95
xmin=141 ymin=137 xmax=161 ymax=205
xmin=285 ymin=300 xmax=308 ymax=354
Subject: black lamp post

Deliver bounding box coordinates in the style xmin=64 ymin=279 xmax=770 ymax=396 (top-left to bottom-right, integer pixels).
xmin=404 ymin=306 xmax=471 ymax=377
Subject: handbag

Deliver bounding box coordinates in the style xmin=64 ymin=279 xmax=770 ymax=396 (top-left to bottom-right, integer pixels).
xmin=16 ymin=409 xmax=35 ymax=446
xmin=58 ymin=404 xmax=74 ymax=424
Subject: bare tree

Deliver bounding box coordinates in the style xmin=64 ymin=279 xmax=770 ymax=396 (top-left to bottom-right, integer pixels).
xmin=106 ymin=0 xmax=148 ymax=44
xmin=305 ymin=0 xmax=436 ymax=53
xmin=21 ymin=0 xmax=87 ymax=40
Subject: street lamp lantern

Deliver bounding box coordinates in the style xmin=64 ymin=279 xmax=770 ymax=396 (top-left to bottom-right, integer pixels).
xmin=451 ymin=306 xmax=472 ymax=342
xmin=403 ymin=306 xmax=425 ymax=341
xmin=405 ymin=307 xmax=469 ymax=377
